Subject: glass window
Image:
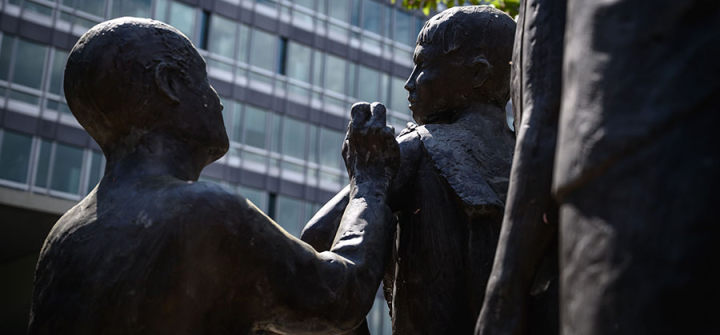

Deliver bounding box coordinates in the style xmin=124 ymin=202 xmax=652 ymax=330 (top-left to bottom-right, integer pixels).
xmin=379 ymin=72 xmax=389 ymax=103
xmin=244 ymin=106 xmax=267 ymax=149
xmin=239 ymin=186 xmax=267 ymax=212
xmin=416 ymin=17 xmax=426 ymax=37
xmin=319 ymin=128 xmax=343 ymax=170
xmin=324 ymin=54 xmax=346 ymax=94
xmin=276 ymin=195 xmax=302 ymax=237
xmin=168 ymin=0 xmax=196 ymax=38
xmin=282 ymin=117 xmax=307 ymax=159
xmin=231 ymin=103 xmax=244 ymax=143
xmin=13 ymin=38 xmax=46 ymax=89
xmin=295 ymin=0 xmax=314 ymax=9
xmin=350 ymin=0 xmax=361 ymax=27
xmin=363 ymin=0 xmax=383 ymax=35
xmin=64 ymin=0 xmax=105 ymax=17
xmin=34 ymin=139 xmax=51 ymax=187
xmin=112 ymin=0 xmax=151 ymax=18
xmin=198 ymin=10 xmax=210 ymax=49
xmin=154 ymin=0 xmax=169 ymax=21
xmin=277 ymin=37 xmax=288 ymax=75
xmin=358 ymin=65 xmax=380 ymax=102
xmin=390 ymin=76 xmax=408 ymax=112
xmin=328 ymin=0 xmax=349 ymax=22
xmin=236 ymin=24 xmax=250 ymax=63
xmin=87 ymin=151 xmax=103 ymax=192
xmin=287 ymin=42 xmax=312 ymax=83
xmin=308 ymin=124 xmax=318 ymax=163
xmin=48 ymin=50 xmax=68 ymax=96
xmin=395 ymin=11 xmax=412 ymax=46
xmin=0 ymin=131 xmax=32 ymax=183
xmin=51 ymin=143 xmax=84 ymax=194
xmin=0 ymin=35 xmax=13 ymax=81
xmin=312 ymin=51 xmax=323 ymax=87
xmin=271 ymin=113 xmax=282 ymax=153
xmin=348 ymin=62 xmax=357 ymax=99
xmin=208 ymin=15 xmax=236 ymax=59
xmin=250 ymin=28 xmax=276 ymax=71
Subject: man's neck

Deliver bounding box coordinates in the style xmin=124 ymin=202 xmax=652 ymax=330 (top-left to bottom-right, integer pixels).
xmin=104 ymin=132 xmax=207 ymax=183
xmin=438 ymin=102 xmax=507 ymax=131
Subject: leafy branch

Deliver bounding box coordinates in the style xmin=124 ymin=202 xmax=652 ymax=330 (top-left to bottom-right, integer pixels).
xmin=392 ymin=0 xmax=520 ymax=17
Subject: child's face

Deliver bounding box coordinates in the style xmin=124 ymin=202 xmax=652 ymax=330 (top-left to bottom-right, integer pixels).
xmin=404 ymin=39 xmax=474 ymax=125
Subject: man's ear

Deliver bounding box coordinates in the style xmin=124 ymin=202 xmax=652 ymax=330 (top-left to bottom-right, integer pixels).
xmin=470 ymin=56 xmax=491 ymax=89
xmin=154 ymin=62 xmax=180 ymax=105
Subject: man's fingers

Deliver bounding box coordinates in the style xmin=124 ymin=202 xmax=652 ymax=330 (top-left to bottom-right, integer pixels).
xmin=351 ymin=102 xmax=371 ymax=129
xmin=368 ymin=102 xmax=387 ymax=129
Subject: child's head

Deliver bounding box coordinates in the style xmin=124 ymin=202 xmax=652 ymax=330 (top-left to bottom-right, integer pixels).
xmin=405 ymin=6 xmax=515 ymax=124
xmin=64 ymin=17 xmax=228 ymax=161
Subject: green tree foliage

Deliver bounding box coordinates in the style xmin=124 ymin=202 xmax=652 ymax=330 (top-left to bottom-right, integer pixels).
xmin=393 ymin=0 xmax=520 ymax=17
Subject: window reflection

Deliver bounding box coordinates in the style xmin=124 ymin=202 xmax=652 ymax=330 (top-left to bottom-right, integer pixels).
xmin=0 ymin=131 xmax=32 ymax=183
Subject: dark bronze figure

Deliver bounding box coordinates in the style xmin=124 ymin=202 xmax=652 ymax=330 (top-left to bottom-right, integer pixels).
xmin=28 ymin=18 xmax=400 ymax=334
xmin=478 ymin=0 xmax=720 ymax=334
xmin=302 ymin=6 xmax=516 ymax=334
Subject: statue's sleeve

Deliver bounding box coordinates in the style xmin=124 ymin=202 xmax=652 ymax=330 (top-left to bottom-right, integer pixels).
xmin=227 ymin=183 xmax=394 ymax=334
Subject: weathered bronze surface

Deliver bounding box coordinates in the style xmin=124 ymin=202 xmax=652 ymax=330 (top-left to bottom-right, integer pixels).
xmin=28 ymin=18 xmax=400 ymax=335
xmin=302 ymin=6 xmax=516 ymax=334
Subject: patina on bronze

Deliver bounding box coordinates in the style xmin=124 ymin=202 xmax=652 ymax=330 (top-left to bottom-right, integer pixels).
xmin=28 ymin=18 xmax=400 ymax=335
xmin=477 ymin=0 xmax=720 ymax=334
xmin=302 ymin=6 xmax=516 ymax=334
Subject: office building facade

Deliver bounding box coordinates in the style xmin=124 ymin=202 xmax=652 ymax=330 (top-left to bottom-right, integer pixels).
xmin=0 ymin=0 xmax=430 ymax=333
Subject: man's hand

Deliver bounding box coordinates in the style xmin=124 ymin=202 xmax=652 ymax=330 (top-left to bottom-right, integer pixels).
xmin=342 ymin=102 xmax=400 ymax=192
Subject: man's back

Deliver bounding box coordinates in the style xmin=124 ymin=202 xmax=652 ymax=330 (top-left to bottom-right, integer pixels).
xmin=29 ymin=178 xmax=258 ymax=334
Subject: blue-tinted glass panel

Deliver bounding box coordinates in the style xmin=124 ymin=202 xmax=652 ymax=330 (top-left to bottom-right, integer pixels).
xmin=63 ymin=0 xmax=105 ymax=17
xmin=87 ymin=151 xmax=103 ymax=192
xmin=363 ymin=0 xmax=383 ymax=35
xmin=208 ymin=15 xmax=236 ymax=58
xmin=390 ymin=76 xmax=408 ymax=112
xmin=48 ymin=50 xmax=68 ymax=95
xmin=271 ymin=114 xmax=281 ymax=153
xmin=112 ymin=0 xmax=151 ymax=18
xmin=0 ymin=131 xmax=32 ymax=183
xmin=308 ymin=125 xmax=318 ymax=163
xmin=282 ymin=117 xmax=306 ymax=159
xmin=50 ymin=143 xmax=83 ymax=194
xmin=250 ymin=28 xmax=276 ymax=71
xmin=319 ymin=128 xmax=343 ymax=170
xmin=13 ymin=39 xmax=46 ymax=89
xmin=358 ymin=66 xmax=380 ymax=102
xmin=395 ymin=11 xmax=412 ymax=45
xmin=244 ymin=106 xmax=267 ymax=149
xmin=0 ymin=36 xmax=13 ymax=81
xmin=236 ymin=24 xmax=250 ymax=63
xmin=287 ymin=41 xmax=312 ymax=83
xmin=34 ymin=139 xmax=51 ymax=187
xmin=169 ymin=1 xmax=195 ymax=38
xmin=239 ymin=186 xmax=267 ymax=212
xmin=276 ymin=195 xmax=302 ymax=237
xmin=324 ymin=54 xmax=346 ymax=94
xmin=329 ymin=0 xmax=349 ymax=22
xmin=231 ymin=103 xmax=243 ymax=143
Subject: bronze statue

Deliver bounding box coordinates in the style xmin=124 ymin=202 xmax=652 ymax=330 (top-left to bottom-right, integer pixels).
xmin=302 ymin=6 xmax=516 ymax=334
xmin=28 ymin=18 xmax=401 ymax=334
xmin=477 ymin=0 xmax=720 ymax=334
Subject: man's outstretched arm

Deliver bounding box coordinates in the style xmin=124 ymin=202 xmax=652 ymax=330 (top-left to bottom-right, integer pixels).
xmin=227 ymin=103 xmax=399 ymax=334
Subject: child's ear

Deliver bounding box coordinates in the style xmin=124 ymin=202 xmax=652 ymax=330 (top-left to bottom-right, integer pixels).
xmin=470 ymin=57 xmax=491 ymax=89
xmin=154 ymin=62 xmax=181 ymax=105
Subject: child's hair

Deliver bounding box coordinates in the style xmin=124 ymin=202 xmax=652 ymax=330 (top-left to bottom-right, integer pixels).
xmin=64 ymin=17 xmax=199 ymax=152
xmin=417 ymin=6 xmax=516 ymax=108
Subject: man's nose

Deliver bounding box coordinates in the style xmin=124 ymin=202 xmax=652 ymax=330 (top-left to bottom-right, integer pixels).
xmin=404 ymin=69 xmax=417 ymax=92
